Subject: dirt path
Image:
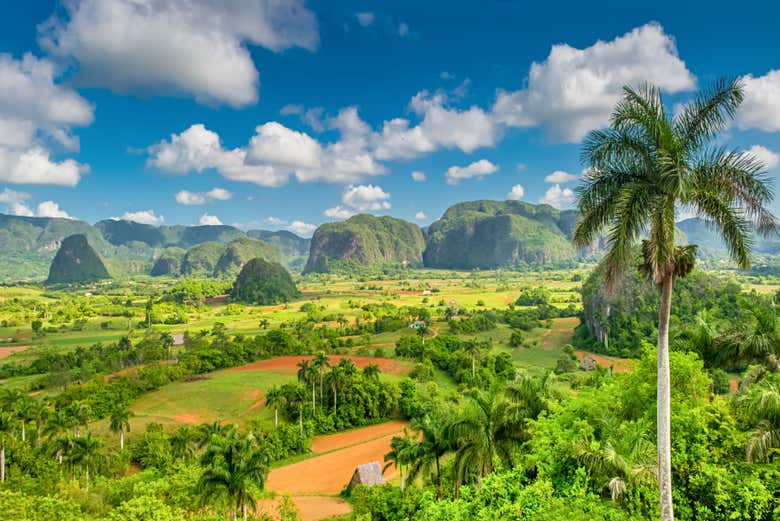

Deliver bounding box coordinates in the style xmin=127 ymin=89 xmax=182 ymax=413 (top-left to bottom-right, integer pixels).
xmin=0 ymin=345 xmax=30 ymax=360
xmin=310 ymin=420 xmax=408 ymax=453
xmin=230 ymin=355 xmax=411 ymax=376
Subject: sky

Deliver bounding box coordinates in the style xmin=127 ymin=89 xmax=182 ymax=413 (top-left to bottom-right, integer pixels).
xmin=0 ymin=0 xmax=779 ymax=237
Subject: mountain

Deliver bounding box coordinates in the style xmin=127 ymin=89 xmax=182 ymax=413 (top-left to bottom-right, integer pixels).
xmin=231 ymin=258 xmax=300 ymax=304
xmin=304 ymin=214 xmax=425 ymax=273
xmin=247 ymin=229 xmax=310 ymax=258
xmin=423 ymin=200 xmax=580 ymax=269
xmin=46 ymin=234 xmax=110 ymax=284
xmin=0 ymin=214 xmax=307 ymax=282
xmin=213 ymin=237 xmax=283 ymax=277
xmin=677 ymin=217 xmax=780 ymax=256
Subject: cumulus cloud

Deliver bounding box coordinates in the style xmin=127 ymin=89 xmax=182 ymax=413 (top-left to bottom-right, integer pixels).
xmin=148 ymin=110 xmax=384 ymax=187
xmin=0 ymin=54 xmax=92 ymax=185
xmin=414 ymin=211 xmax=427 ymax=220
xmin=742 ymin=145 xmax=779 ymax=170
xmin=539 ymin=184 xmax=576 ymax=209
xmin=0 ymin=188 xmax=30 ymax=204
xmin=355 ymin=12 xmax=375 ymax=27
xmin=121 ymin=210 xmax=164 ymax=225
xmin=324 ymin=184 xmax=391 ymax=219
xmin=37 ymin=200 xmax=74 ymax=219
xmin=264 ymin=216 xmax=287 ymax=226
xmin=445 ymin=159 xmax=499 ymax=186
xmin=492 ymin=23 xmax=696 ymax=142
xmin=544 ymin=170 xmax=578 ymax=184
xmin=411 ymin=171 xmax=426 ymax=182
xmin=288 ymin=220 xmax=316 ymax=236
xmin=199 ymin=213 xmax=223 ymax=226
xmin=39 ymin=0 xmax=319 ymax=107
xmin=507 ymin=184 xmax=525 ymax=200
xmin=737 ymin=71 xmax=780 ymax=132
xmin=374 ymin=91 xmax=500 ymax=160
xmin=280 ymin=104 xmax=325 ymax=132
xmin=175 ymin=186 xmax=234 ymax=205
xmin=8 ymin=202 xmax=34 ymax=217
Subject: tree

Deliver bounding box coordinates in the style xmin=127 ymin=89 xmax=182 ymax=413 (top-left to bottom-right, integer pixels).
xmin=573 ymin=78 xmax=777 ymax=521
xmin=265 ymin=386 xmax=286 ymax=428
xmin=297 ymin=359 xmax=317 ymax=417
xmin=109 ymin=406 xmax=133 ymax=451
xmin=45 ymin=408 xmax=74 ymax=464
xmin=170 ymin=426 xmax=197 ymax=462
xmin=384 ymin=428 xmax=416 ymax=493
xmin=0 ymin=412 xmax=14 ymax=482
xmin=199 ymin=433 xmax=270 ymax=520
xmin=363 ymin=362 xmax=381 ymax=381
xmin=737 ymin=374 xmax=780 ymax=463
xmin=69 ymin=432 xmax=103 ymax=490
xmin=462 ymin=341 xmax=482 ymax=381
xmin=325 ymin=366 xmax=346 ymax=417
xmin=405 ymin=410 xmax=452 ymax=500
xmin=312 ymin=352 xmax=331 ymax=405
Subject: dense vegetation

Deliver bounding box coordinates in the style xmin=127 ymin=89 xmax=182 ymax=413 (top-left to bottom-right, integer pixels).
xmin=230 ymin=258 xmax=300 ymax=305
xmin=423 ymin=200 xmax=582 ymax=269
xmin=305 ymin=214 xmax=426 ymax=273
xmin=46 ymin=235 xmax=111 ymax=285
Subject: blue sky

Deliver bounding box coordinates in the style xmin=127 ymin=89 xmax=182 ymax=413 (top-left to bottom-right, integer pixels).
xmin=0 ymin=0 xmax=779 ymax=236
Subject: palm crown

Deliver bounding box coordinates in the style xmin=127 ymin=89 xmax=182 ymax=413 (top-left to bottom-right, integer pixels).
xmin=573 ymin=78 xmax=776 ymax=285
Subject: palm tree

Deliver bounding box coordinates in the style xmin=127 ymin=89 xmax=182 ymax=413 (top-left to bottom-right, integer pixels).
xmin=728 ymin=298 xmax=780 ymax=367
xmin=27 ymin=399 xmax=49 ymax=448
xmin=170 ymin=426 xmax=197 ymax=462
xmin=384 ymin=428 xmax=416 ymax=493
xmin=448 ymin=388 xmax=525 ymax=492
xmin=45 ymin=408 xmax=74 ymax=464
xmin=69 ymin=432 xmax=103 ymax=490
xmin=672 ymin=311 xmax=726 ymax=369
xmin=265 ymin=386 xmax=286 ymax=429
xmin=337 ymin=357 xmax=357 ymax=376
xmin=109 ymin=406 xmax=133 ymax=451
xmin=199 ymin=433 xmax=270 ymax=520
xmin=197 ymin=421 xmax=237 ymax=449
xmin=462 ymin=340 xmax=482 ymax=381
xmin=573 ymin=78 xmax=777 ymax=521
xmin=405 ymin=411 xmax=452 ymax=500
xmin=312 ymin=352 xmax=331 ymax=406
xmin=737 ymin=374 xmax=780 ymax=463
xmin=286 ymin=384 xmax=307 ymax=435
xmin=0 ymin=412 xmax=14 ymax=482
xmin=325 ymin=366 xmax=346 ymax=416
xmin=67 ymin=401 xmax=91 ymax=437
xmin=297 ymin=359 xmax=317 ymax=417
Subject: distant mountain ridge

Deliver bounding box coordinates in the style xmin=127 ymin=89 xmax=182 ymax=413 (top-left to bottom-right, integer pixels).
xmin=0 ymin=214 xmax=308 ymax=282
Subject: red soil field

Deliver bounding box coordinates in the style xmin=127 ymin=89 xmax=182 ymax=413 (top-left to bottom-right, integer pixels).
xmin=0 ymin=345 xmax=30 ymax=360
xmin=257 ymin=496 xmax=352 ymax=521
xmin=229 ymin=355 xmax=410 ymax=375
xmin=310 ymin=420 xmax=408 ymax=453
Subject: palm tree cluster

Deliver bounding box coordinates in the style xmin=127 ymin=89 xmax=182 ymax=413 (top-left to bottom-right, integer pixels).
xmin=385 ymin=372 xmax=557 ymax=499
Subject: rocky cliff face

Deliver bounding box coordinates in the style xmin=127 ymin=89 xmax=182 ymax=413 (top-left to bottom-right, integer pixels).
xmin=423 ymin=200 xmax=579 ymax=269
xmin=304 ymin=214 xmax=425 ymax=273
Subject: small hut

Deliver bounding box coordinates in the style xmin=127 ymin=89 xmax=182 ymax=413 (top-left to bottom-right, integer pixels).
xmin=348 ymin=462 xmax=385 ymax=491
xmin=579 ymin=355 xmax=598 ymax=371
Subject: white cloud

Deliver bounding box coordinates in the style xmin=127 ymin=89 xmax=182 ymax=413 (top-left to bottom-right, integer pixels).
xmin=148 ymin=111 xmax=385 ymax=187
xmin=39 ymin=0 xmax=319 ymax=107
xmin=37 ymin=200 xmax=74 ymax=219
xmin=0 ymin=188 xmax=30 ymax=204
xmin=199 ymin=213 xmax=222 ymax=226
xmin=175 ymin=190 xmax=206 ymax=205
xmin=355 ymin=12 xmax=375 ymax=27
xmin=0 ymin=53 xmax=92 ymax=185
xmin=341 ymin=184 xmax=391 ymax=211
xmin=280 ymin=104 xmax=324 ymax=132
xmin=737 ymin=71 xmax=780 ymax=132
xmin=8 ymin=202 xmax=34 ymax=217
xmin=206 ymin=187 xmax=233 ymax=200
xmin=411 ymin=171 xmax=426 ymax=182
xmin=264 ymin=216 xmax=287 ymax=226
xmin=445 ymin=159 xmax=499 ymax=185
xmin=742 ymin=145 xmax=779 ymax=170
xmin=414 ymin=211 xmax=427 ymax=220
xmin=440 ymin=71 xmax=454 ymax=80
xmin=288 ymin=220 xmax=316 ymax=237
xmin=324 ymin=205 xmax=353 ymax=219
xmin=121 ymin=210 xmax=164 ymax=225
xmin=544 ymin=170 xmax=578 ymax=184
xmin=507 ymin=184 xmax=525 ymax=200
xmin=492 ymin=23 xmax=696 ymax=142
xmin=539 ymin=184 xmax=576 ymax=209
xmin=398 ymin=21 xmax=410 ymax=37
xmin=374 ymin=91 xmax=500 ymax=160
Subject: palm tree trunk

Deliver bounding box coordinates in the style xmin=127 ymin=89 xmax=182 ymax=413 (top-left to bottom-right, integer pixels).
xmin=333 ymin=385 xmax=338 ymax=416
xmin=120 ymin=429 xmax=125 ymax=451
xmin=85 ymin=467 xmax=89 ymax=491
xmin=657 ymin=274 xmax=675 ymax=521
xmin=242 ymin=502 xmax=247 ymax=521
xmin=471 ymin=355 xmax=475 ymax=380
xmin=435 ymin=454 xmax=443 ymax=500
xmin=1 ymin=445 xmax=4 ymax=482
xmin=21 ymin=423 xmax=25 ymax=443
xmin=312 ymin=381 xmax=316 ymax=417
xmin=299 ymin=407 xmax=303 ymax=435
xmin=274 ymin=407 xmax=278 ymax=428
